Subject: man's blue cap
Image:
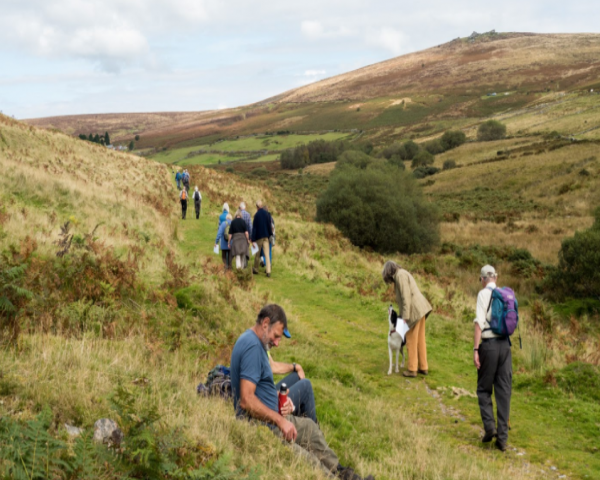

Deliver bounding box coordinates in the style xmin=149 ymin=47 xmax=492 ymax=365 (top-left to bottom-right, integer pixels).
xmin=283 ymin=328 xmax=291 ymax=339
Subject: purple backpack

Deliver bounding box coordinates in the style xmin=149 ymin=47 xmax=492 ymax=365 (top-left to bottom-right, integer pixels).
xmin=486 ymin=287 xmax=519 ymax=337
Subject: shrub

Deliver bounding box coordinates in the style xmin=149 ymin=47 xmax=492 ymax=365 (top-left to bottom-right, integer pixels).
xmin=316 ymin=161 xmax=439 ymax=254
xmin=251 ymin=167 xmax=269 ymax=177
xmin=413 ymin=166 xmax=440 ymax=179
xmin=477 ymin=120 xmax=507 ymax=141
xmin=441 ymin=130 xmax=467 ymax=150
xmin=443 ymin=159 xmax=457 ymax=170
xmin=337 ymin=150 xmax=374 ymax=170
xmin=424 ymin=139 xmax=445 ymax=155
xmin=388 ymin=154 xmax=406 ymax=170
xmin=403 ymin=140 xmax=420 ymax=160
xmin=411 ymin=150 xmax=434 ymax=168
xmin=543 ymin=208 xmax=600 ymax=299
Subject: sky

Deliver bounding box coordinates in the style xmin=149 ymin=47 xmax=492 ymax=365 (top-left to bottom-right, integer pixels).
xmin=0 ymin=0 xmax=597 ymax=119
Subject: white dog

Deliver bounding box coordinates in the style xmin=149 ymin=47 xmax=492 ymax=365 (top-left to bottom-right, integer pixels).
xmin=388 ymin=305 xmax=406 ymax=375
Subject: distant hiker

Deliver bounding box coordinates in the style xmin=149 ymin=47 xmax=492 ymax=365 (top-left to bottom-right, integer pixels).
xmin=382 ymin=261 xmax=432 ymax=378
xmin=473 ymin=265 xmax=513 ymax=452
xmin=229 ymin=210 xmax=250 ymax=269
xmin=239 ymin=201 xmax=253 ymax=239
xmin=260 ymin=205 xmax=275 ymax=268
xmin=179 ymin=188 xmax=188 ymax=219
xmin=215 ymin=213 xmax=232 ymax=270
xmin=251 ymin=200 xmax=273 ymax=278
xmin=193 ymin=186 xmax=202 ymax=219
xmin=182 ymin=169 xmax=190 ymax=192
xmin=230 ymin=304 xmax=374 ymax=480
xmin=219 ymin=202 xmax=230 ymax=226
xmin=175 ymin=170 xmax=182 ymax=190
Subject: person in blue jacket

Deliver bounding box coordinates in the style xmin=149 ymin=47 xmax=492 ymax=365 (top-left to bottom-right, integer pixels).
xmin=215 ymin=213 xmax=232 ymax=270
xmin=175 ymin=171 xmax=182 ymax=190
xmin=219 ymin=202 xmax=230 ymax=226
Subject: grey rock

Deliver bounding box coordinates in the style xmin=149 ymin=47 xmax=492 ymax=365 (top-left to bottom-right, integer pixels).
xmin=93 ymin=418 xmax=123 ymax=446
xmin=64 ymin=424 xmax=84 ymax=437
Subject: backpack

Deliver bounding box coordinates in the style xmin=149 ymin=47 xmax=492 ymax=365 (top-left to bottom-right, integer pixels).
xmin=194 ymin=191 xmax=200 ymax=201
xmin=197 ymin=365 xmax=232 ymax=399
xmin=486 ymin=287 xmax=521 ymax=346
xmin=223 ymin=224 xmax=230 ymax=242
xmin=181 ymin=190 xmax=187 ymax=200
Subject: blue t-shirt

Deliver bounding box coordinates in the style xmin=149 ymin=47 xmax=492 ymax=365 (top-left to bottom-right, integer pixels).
xmin=230 ymin=329 xmax=278 ymax=417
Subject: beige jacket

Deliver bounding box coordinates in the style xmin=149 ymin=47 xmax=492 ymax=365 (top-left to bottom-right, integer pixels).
xmin=394 ymin=269 xmax=433 ymax=328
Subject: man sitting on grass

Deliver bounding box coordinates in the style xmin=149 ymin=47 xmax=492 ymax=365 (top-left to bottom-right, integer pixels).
xmin=230 ymin=304 xmax=374 ymax=480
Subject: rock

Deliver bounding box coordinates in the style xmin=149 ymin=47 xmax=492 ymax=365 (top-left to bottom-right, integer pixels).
xmin=64 ymin=424 xmax=84 ymax=437
xmin=93 ymin=418 xmax=123 ymax=446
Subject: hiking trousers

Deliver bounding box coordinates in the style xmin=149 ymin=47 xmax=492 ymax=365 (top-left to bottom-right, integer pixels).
xmin=180 ymin=199 xmax=187 ymax=219
xmin=405 ymin=316 xmax=428 ymax=373
xmin=477 ymin=338 xmax=512 ymax=443
xmin=274 ymin=416 xmax=339 ymax=474
xmin=276 ymin=373 xmax=318 ymax=424
xmin=221 ymin=250 xmax=231 ymax=270
xmin=253 ymin=237 xmax=271 ymax=274
xmin=195 ymin=200 xmax=201 ymax=219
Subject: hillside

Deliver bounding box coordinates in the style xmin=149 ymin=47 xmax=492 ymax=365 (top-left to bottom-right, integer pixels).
xmin=25 ymin=32 xmax=600 ymax=152
xmin=3 ymin=113 xmax=600 ymax=478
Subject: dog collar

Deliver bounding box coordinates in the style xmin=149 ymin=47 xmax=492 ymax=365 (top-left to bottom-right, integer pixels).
xmin=389 ymin=329 xmax=396 ymax=336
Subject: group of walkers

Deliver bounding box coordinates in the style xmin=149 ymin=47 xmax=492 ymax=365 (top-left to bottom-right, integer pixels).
xmin=175 ymin=169 xmax=202 ymax=220
xmin=215 ymin=200 xmax=275 ymax=276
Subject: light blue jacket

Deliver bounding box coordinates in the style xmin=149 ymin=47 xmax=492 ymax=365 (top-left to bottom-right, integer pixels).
xmin=215 ymin=220 xmax=231 ymax=251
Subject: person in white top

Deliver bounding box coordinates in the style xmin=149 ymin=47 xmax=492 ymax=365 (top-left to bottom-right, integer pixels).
xmin=473 ymin=264 xmax=512 ymax=452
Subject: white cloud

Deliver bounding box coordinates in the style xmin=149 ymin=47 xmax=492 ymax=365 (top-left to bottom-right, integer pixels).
xmin=301 ymin=19 xmax=354 ymax=40
xmin=365 ymin=27 xmax=407 ymax=56
xmin=304 ymin=69 xmax=326 ymax=76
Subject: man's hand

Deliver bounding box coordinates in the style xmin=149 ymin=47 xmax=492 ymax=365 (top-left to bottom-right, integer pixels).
xmin=280 ymin=392 xmax=295 ymax=416
xmin=278 ymin=417 xmax=297 ymax=442
xmin=474 ymin=351 xmax=480 ymax=370
xmin=295 ymin=364 xmax=305 ymax=380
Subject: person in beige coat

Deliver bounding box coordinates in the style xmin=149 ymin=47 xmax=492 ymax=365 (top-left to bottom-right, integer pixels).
xmin=382 ymin=261 xmax=433 ymax=377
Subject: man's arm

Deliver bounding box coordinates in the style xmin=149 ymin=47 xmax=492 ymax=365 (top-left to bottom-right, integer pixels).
xmin=239 ymin=379 xmax=297 ymax=441
xmin=473 ymin=323 xmax=482 ymax=369
xmin=269 ymin=359 xmax=305 ymax=379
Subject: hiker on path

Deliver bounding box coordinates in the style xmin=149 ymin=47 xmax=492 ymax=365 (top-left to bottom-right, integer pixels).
xmin=230 ymin=304 xmax=375 ymax=480
xmin=229 ymin=209 xmax=250 ymax=269
xmin=251 ymin=200 xmax=273 ymax=278
xmin=175 ymin=170 xmax=182 ymax=190
xmin=193 ymin=186 xmax=202 ymax=219
xmin=239 ymin=202 xmax=253 ymax=239
xmin=179 ymin=188 xmax=189 ymax=220
xmin=260 ymin=205 xmax=275 ymax=268
xmin=219 ymin=202 xmax=230 ymax=226
xmin=473 ymin=265 xmax=512 ymax=452
xmin=215 ymin=213 xmax=232 ymax=270
xmin=382 ymin=261 xmax=432 ymax=377
xmin=182 ymin=170 xmax=190 ymax=192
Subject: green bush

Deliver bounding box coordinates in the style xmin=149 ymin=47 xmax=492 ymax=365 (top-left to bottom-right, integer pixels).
xmin=413 ymin=166 xmax=440 ymax=179
xmin=423 ymin=139 xmax=445 ymax=155
xmin=316 ymin=160 xmax=439 ymax=254
xmin=388 ymin=154 xmax=406 ymax=170
xmin=440 ymin=130 xmax=467 ymax=150
xmin=411 ymin=150 xmax=434 ymax=168
xmin=442 ymin=159 xmax=457 ymax=170
xmin=544 ymin=208 xmax=600 ymax=299
xmin=250 ymin=167 xmax=269 ymax=177
xmin=477 ymin=120 xmax=507 ymax=141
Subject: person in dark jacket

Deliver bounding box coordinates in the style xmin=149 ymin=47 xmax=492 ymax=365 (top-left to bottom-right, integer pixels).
xmin=251 ymin=200 xmax=273 ymax=277
xmin=193 ymin=186 xmax=202 ymax=219
xmin=229 ymin=210 xmax=250 ymax=269
xmin=260 ymin=206 xmax=275 ymax=268
xmin=182 ymin=170 xmax=190 ymax=192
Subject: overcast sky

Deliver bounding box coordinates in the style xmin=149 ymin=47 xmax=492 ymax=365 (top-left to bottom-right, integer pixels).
xmin=0 ymin=0 xmax=597 ymax=119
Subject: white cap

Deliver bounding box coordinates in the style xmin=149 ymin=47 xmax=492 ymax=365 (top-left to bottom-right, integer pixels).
xmin=480 ymin=265 xmax=497 ymax=278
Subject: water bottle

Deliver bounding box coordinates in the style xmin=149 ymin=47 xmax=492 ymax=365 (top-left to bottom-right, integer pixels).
xmin=278 ymin=383 xmax=288 ymax=414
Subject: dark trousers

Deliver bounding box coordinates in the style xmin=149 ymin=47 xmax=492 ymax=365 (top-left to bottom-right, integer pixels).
xmin=221 ymin=250 xmax=231 ymax=270
xmin=477 ymin=338 xmax=512 ymax=443
xmin=276 ymin=372 xmax=318 ymax=424
xmin=180 ymin=200 xmax=187 ymax=219
xmin=195 ymin=200 xmax=201 ymax=219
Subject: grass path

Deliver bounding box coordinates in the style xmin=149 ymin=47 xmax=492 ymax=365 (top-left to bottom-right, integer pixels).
xmin=175 ymin=195 xmax=597 ymax=479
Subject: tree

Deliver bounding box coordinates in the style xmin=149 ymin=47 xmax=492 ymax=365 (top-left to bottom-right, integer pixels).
xmin=316 ymin=159 xmax=439 ymax=254
xmin=135 ymin=135 xmax=140 ymax=141
xmin=93 ymin=133 xmax=101 ymax=144
xmin=440 ymin=130 xmax=467 ymax=150
xmin=78 ymin=134 xmax=87 ymax=140
xmin=128 ymin=141 xmax=135 ymax=151
xmin=411 ymin=150 xmax=434 ymax=168
xmin=105 ymin=131 xmax=111 ymax=145
xmin=88 ymin=133 xmax=94 ymax=141
xmin=477 ymin=120 xmax=507 ymax=141
xmin=402 ymin=140 xmax=420 ymax=160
